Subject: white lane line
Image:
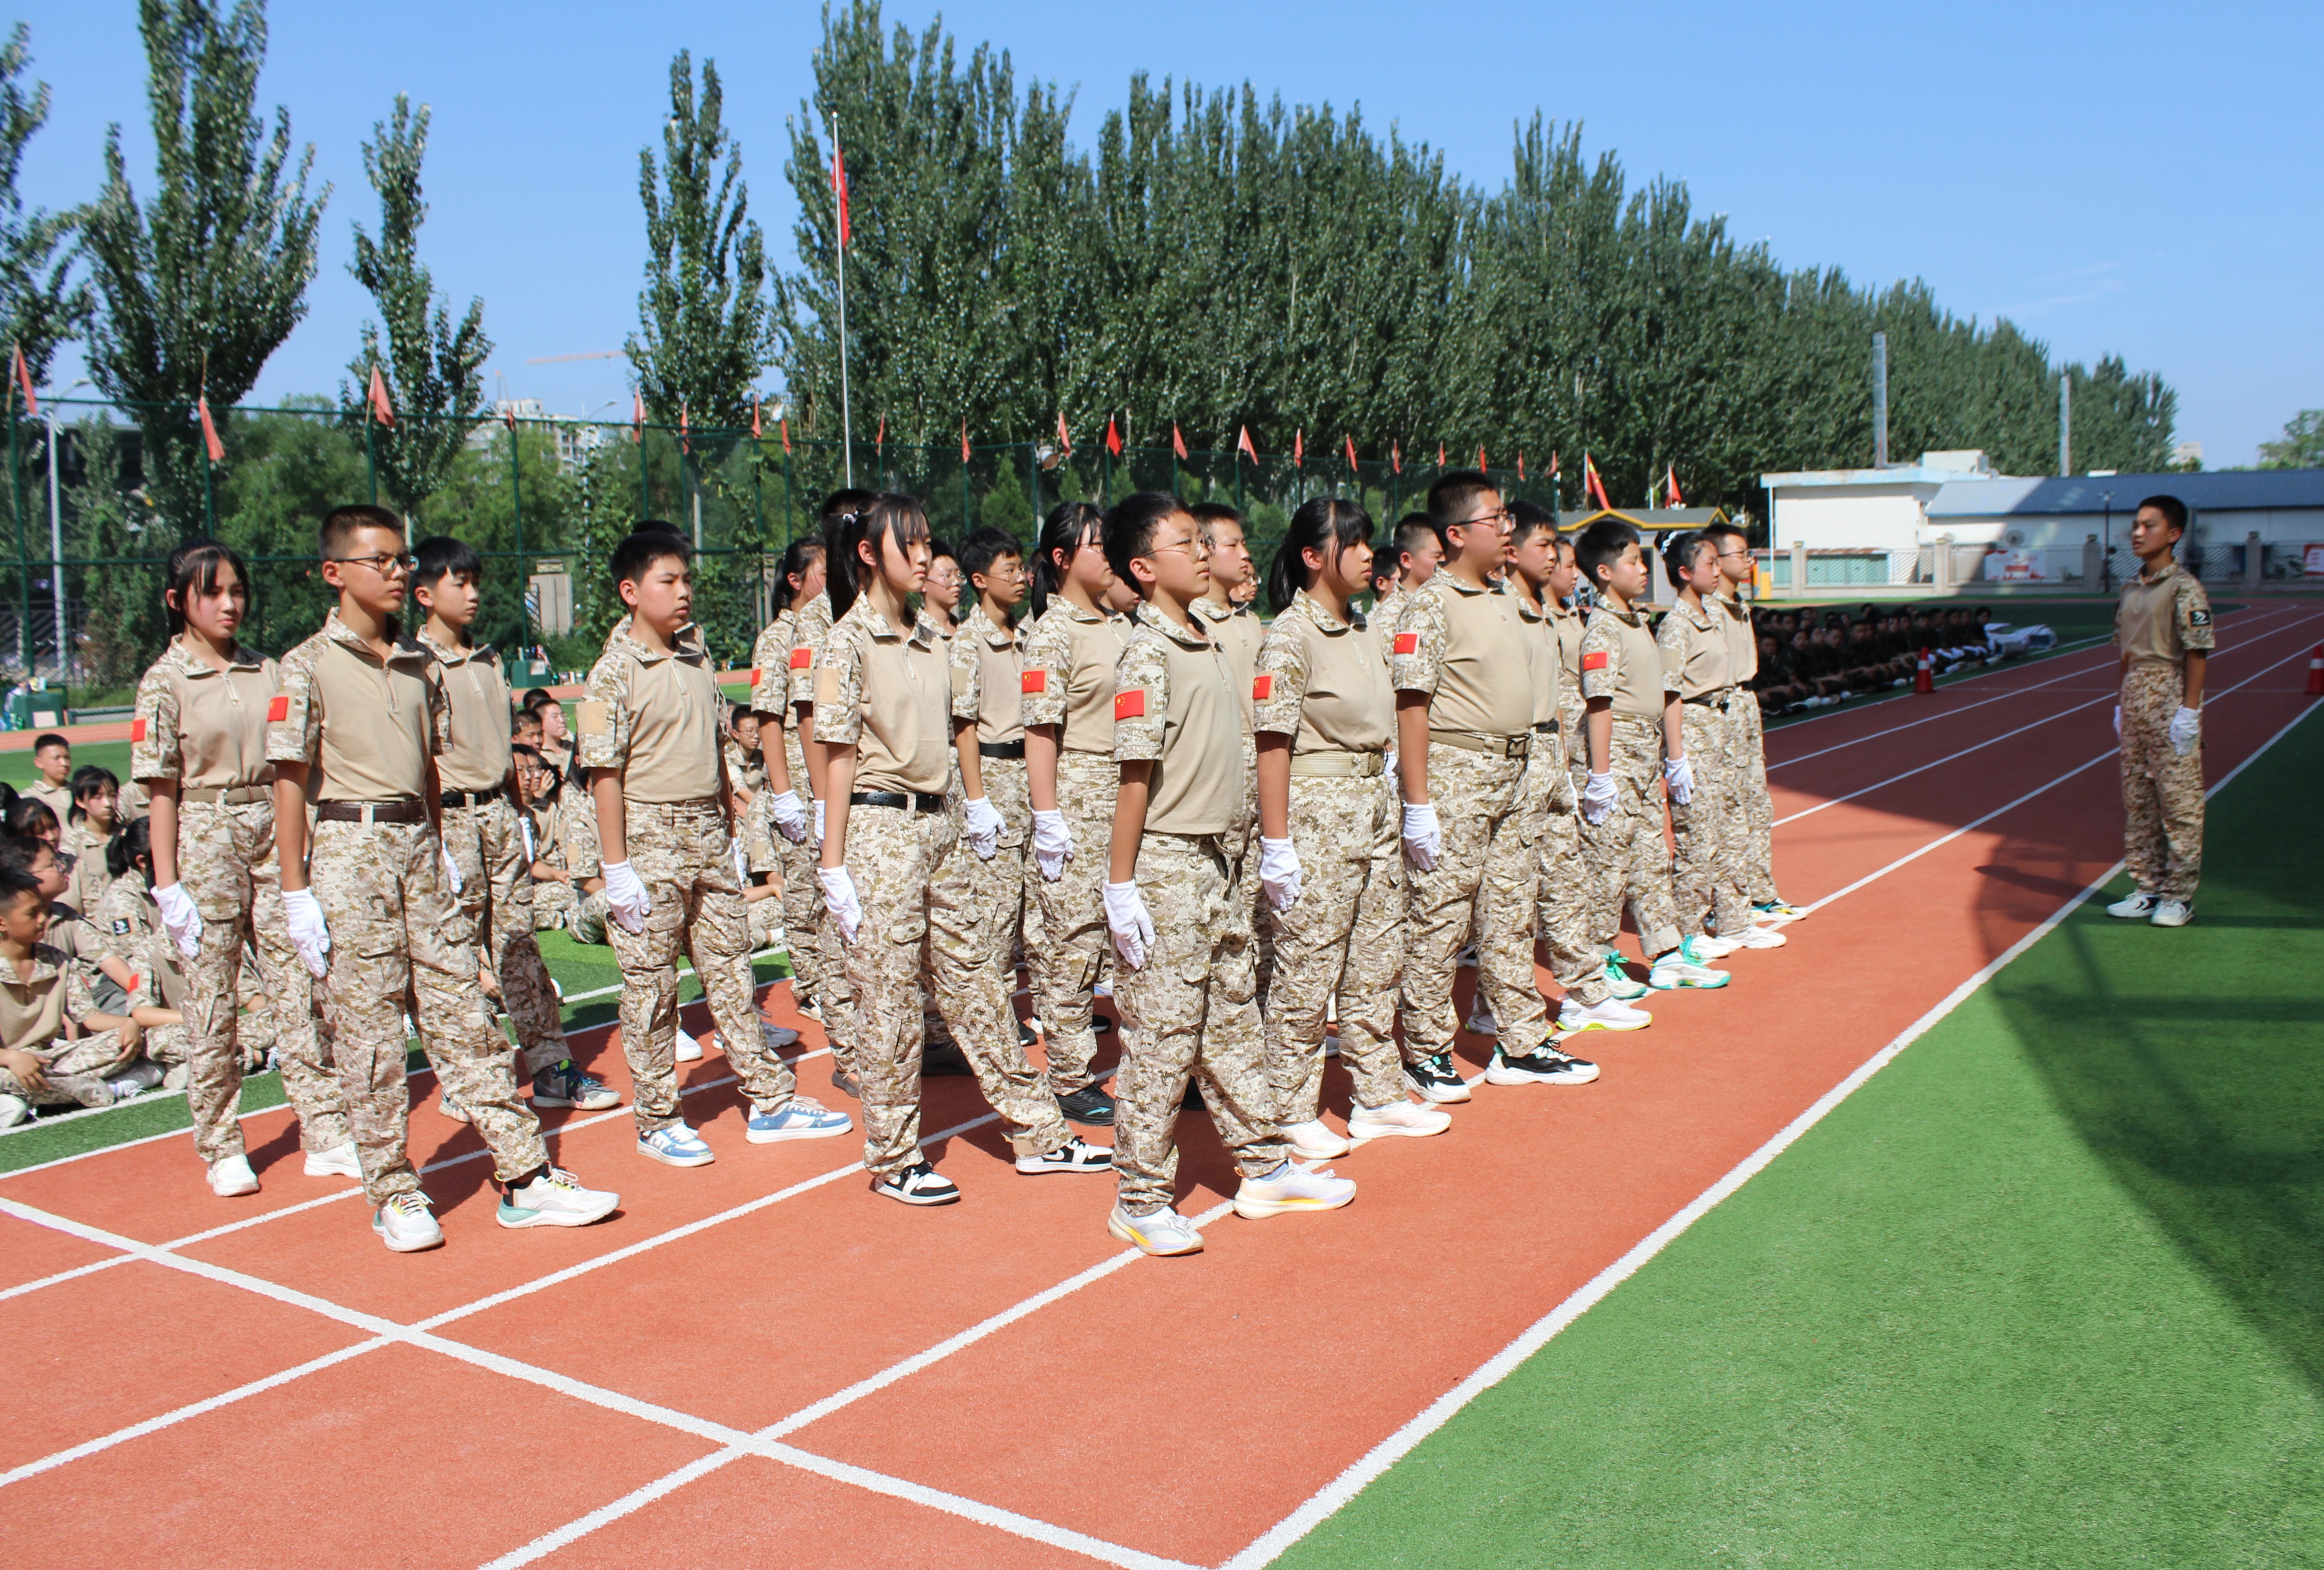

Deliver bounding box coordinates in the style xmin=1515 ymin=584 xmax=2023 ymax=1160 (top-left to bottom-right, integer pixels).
xmin=1773 ymin=693 xmax=2112 ymax=827
xmin=1224 ymin=696 xmax=2320 ymax=1569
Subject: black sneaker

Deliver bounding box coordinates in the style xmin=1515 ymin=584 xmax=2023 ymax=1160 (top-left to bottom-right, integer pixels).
xmin=872 ymin=1160 xmax=960 ymax=1206
xmin=1483 ymin=1046 xmax=1601 ymax=1086
xmin=830 ymin=1065 xmax=861 ymax=1099
xmin=1017 ymin=1018 xmax=1038 ymax=1047
xmin=923 ymin=1040 xmax=973 ymax=1077
xmin=1092 ymin=1013 xmax=1115 ymax=1035
xmin=1402 ymin=1052 xmax=1473 ymax=1104
xmin=1055 ymin=1084 xmax=1117 ymax=1126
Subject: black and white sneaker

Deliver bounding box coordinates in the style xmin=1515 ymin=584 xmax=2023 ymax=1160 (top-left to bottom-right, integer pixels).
xmin=1016 ymin=1136 xmax=1114 ymax=1175
xmin=1055 ymin=1084 xmax=1118 ymax=1126
xmin=1403 ymin=1053 xmax=1473 ymax=1104
xmin=872 ymin=1160 xmax=960 ymax=1206
xmin=1484 ymin=1046 xmax=1601 ymax=1086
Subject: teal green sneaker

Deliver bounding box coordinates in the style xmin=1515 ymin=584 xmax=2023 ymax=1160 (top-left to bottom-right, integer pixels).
xmin=1602 ymin=952 xmax=1651 ymax=1000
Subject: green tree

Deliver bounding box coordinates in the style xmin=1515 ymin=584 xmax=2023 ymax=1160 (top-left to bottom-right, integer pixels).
xmin=0 ymin=25 xmax=90 ymax=390
xmin=343 ymin=93 xmax=490 ymax=517
xmin=63 ymin=418 xmax=166 ymax=689
xmin=2257 ymin=410 xmax=2324 ymax=470
xmin=81 ymin=0 xmax=328 ymax=533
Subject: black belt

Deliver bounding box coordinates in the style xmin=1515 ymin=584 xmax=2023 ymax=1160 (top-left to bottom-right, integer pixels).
xmin=978 ymin=740 xmax=1026 ymax=759
xmin=849 ymin=791 xmax=945 ymax=814
xmin=315 ymin=798 xmax=428 ymax=824
xmin=1532 ymin=720 xmax=1560 ymax=734
xmin=440 ymin=784 xmax=504 ymax=809
xmin=1682 ymin=692 xmax=1734 ymax=710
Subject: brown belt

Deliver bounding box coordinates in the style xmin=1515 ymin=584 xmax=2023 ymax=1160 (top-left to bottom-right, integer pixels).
xmin=1287 ymin=749 xmax=1386 ymax=778
xmin=314 ymin=798 xmax=428 ymax=824
xmin=180 ymin=785 xmax=271 ymax=806
xmin=1428 ymin=728 xmax=1529 ymax=759
xmin=440 ymin=784 xmax=504 ymax=809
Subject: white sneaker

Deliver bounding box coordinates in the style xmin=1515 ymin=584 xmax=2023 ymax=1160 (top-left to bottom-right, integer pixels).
xmin=1233 ymin=1160 xmax=1358 ymax=1219
xmin=162 ymin=1062 xmax=190 ymax=1090
xmin=1347 ymin=1100 xmax=1452 ymax=1141
xmin=1282 ymin=1118 xmax=1353 ymax=1160
xmin=108 ymin=1061 xmax=164 ymax=1099
xmin=0 ymin=1092 xmax=28 ymax=1130
xmin=1559 ymin=995 xmax=1653 ymax=1033
xmin=673 ymin=1029 xmax=704 ymax=1063
xmin=436 ymin=1091 xmax=470 ymax=1124
xmin=1108 ymin=1202 xmax=1204 ymax=1255
xmin=496 ymin=1168 xmax=620 ymax=1229
xmin=1726 ymin=925 xmax=1788 ymax=950
xmin=2150 ymin=898 xmax=2193 ymax=928
xmin=759 ymin=1021 xmax=801 ymax=1052
xmin=1649 ymin=939 xmax=1731 ymax=990
xmin=207 ymin=1154 xmax=260 ymax=1197
xmin=2106 ymin=891 xmax=2158 ymax=919
xmin=1464 ymin=1003 xmax=1498 ymax=1037
xmin=302 ymin=1141 xmax=362 ymax=1178
xmin=373 ymin=1191 xmax=444 ymax=1252
xmin=1686 ymin=933 xmax=1742 ymax=959
xmin=1014 ymin=1135 xmax=1114 ymax=1175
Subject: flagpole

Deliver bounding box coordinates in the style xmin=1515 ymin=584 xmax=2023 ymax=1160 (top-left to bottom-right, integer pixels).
xmin=832 ymin=111 xmax=854 ymax=488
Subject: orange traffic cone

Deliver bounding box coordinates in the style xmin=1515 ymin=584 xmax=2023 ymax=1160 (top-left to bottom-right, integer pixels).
xmin=1914 ymin=649 xmax=1935 ymax=695
xmin=2306 ymin=645 xmax=2323 ymax=697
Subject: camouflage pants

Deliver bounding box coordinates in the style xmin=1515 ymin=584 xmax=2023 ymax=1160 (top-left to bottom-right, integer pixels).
xmin=442 ymin=796 xmax=566 ymax=1075
xmin=1670 ymin=702 xmax=1755 ymax=939
xmin=1112 ymin=831 xmax=1286 ymax=1215
xmin=0 ymin=1029 xmax=129 ymax=1109
xmin=175 ymin=798 xmax=346 ymax=1164
xmin=1028 ymin=750 xmax=1115 ymax=1094
xmin=532 ymin=875 xmax=578 ymax=932
xmin=1401 ymin=743 xmax=1550 ymax=1058
xmin=1734 ymin=692 xmax=1778 ymax=904
xmin=1264 ymin=770 xmax=1406 ymax=1123
xmin=2120 ymin=662 xmax=2204 ymax=900
xmin=746 ymin=886 xmax=784 ymax=948
xmin=310 ymin=819 xmax=544 ymax=1206
xmin=1526 ymin=740 xmax=1609 ymax=1008
xmin=607 ymin=800 xmax=797 ymax=1134
xmin=1582 ymin=715 xmax=1682 ymax=960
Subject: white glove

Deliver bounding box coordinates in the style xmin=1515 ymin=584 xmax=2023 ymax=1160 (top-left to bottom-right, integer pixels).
xmin=2111 ymin=704 xmax=2122 ymax=739
xmin=1103 ymin=880 xmax=1156 ymax=970
xmin=1662 ymin=756 xmax=1694 ymax=806
xmin=519 ymin=817 xmax=537 ymax=863
xmin=732 ymin=836 xmax=749 ymax=886
xmin=152 ymin=881 xmax=203 ymax=960
xmin=962 ymin=796 xmax=1004 ymax=861
xmin=602 ymin=860 xmax=652 ymax=935
xmin=1383 ymin=748 xmax=1398 ymax=785
xmin=768 ymin=789 xmax=809 ymax=844
xmin=1400 ymin=801 xmax=1441 ymax=872
xmin=1258 ymin=836 xmax=1302 ymax=913
xmin=2170 ymin=705 xmax=2201 ymax=757
xmin=1032 ymin=808 xmax=1074 ymax=882
xmin=1582 ymin=772 xmax=1617 ymax=825
xmin=281 ymin=887 xmax=330 ymax=978
xmin=812 ymin=798 xmax=826 ymax=846
xmin=816 ymin=865 xmax=863 ymax=944
xmin=440 ymin=845 xmax=464 ymax=896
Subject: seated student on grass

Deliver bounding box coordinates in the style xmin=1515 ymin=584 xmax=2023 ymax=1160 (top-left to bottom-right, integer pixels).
xmin=92 ymin=817 xmax=193 ymax=1085
xmin=23 ymin=732 xmax=72 ymax=821
xmin=0 ymin=831 xmax=131 ymax=1009
xmin=63 ymin=766 xmax=123 ymax=917
xmin=0 ymin=867 xmax=159 ymax=1126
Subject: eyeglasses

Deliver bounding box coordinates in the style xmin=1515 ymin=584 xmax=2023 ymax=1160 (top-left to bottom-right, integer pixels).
xmin=1149 ymin=537 xmax=1209 ymax=561
xmin=1456 ymin=509 xmax=1514 ymax=532
xmin=330 ymin=552 xmax=417 ymax=575
xmin=1715 ymin=549 xmax=1752 ymax=562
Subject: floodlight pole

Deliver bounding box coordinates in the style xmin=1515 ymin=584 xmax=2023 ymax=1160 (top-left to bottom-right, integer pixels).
xmin=833 ymin=111 xmax=854 ymax=488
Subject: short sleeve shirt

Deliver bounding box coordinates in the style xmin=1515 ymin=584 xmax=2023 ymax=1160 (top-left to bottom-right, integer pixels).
xmin=1513 ymin=592 xmax=1563 ymax=727
xmin=266 ymin=612 xmax=446 ymax=801
xmin=1114 ymin=612 xmax=1244 ymax=837
xmin=1549 ymin=601 xmax=1588 ymax=733
xmin=1581 ymin=605 xmax=1679 ymax=720
xmin=548 ymin=788 xmax=603 ymax=882
xmin=131 ymin=638 xmax=279 ymax=790
xmin=1655 ymin=598 xmax=1734 ymax=700
xmin=789 ymin=593 xmax=836 ymax=711
xmin=2115 ymin=563 xmax=2214 ymax=667
xmin=1019 ymin=601 xmax=1130 ymax=754
xmin=1192 ymin=596 xmax=1266 ymax=735
xmin=813 ymin=599 xmax=955 ymax=796
xmin=417 ymin=630 xmax=514 ymax=794
xmin=1252 ymin=591 xmax=1393 ymax=753
xmin=94 ymin=872 xmax=185 ymax=1013
xmin=0 ymin=943 xmax=94 ymax=1054
xmin=951 ymin=603 xmax=1026 ymax=745
xmin=1711 ymin=590 xmax=1760 ymax=682
xmin=747 ymin=609 xmax=801 ymax=726
xmin=575 ymin=617 xmax=725 ymax=804
xmin=1389 ymin=573 xmax=1536 ymax=738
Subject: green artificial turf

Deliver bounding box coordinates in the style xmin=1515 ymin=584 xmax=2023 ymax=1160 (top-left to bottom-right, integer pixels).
xmin=1276 ymin=705 xmax=2324 ymax=1569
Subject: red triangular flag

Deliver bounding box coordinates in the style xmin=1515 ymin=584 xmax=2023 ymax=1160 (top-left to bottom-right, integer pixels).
xmin=1517 ymin=451 xmax=1526 ymax=482
xmin=1392 ymin=440 xmax=1402 ymax=475
xmin=1105 ymin=414 xmax=1122 ymax=457
xmin=1172 ymin=422 xmax=1188 ymax=461
xmin=632 ymin=391 xmax=644 ymax=444
xmin=504 ymin=403 xmax=516 ymax=432
xmin=1550 ymin=450 xmax=1561 ymax=478
xmin=1293 ymin=430 xmax=1304 ymax=468
xmin=1477 ymin=444 xmax=1488 ymax=472
xmin=831 ymin=133 xmax=851 ymax=250
xmin=10 ymin=344 xmax=34 ymax=419
xmin=1237 ymin=425 xmax=1257 ymax=462
xmin=1344 ymin=434 xmax=1358 ymax=470
xmin=1665 ymin=464 xmax=1683 ymax=508
xmin=1437 ymin=442 xmax=1446 ymax=468
xmin=875 ymin=415 xmax=885 ymax=449
xmin=780 ymin=415 xmax=791 ymax=455
xmin=367 ymin=363 xmax=395 ymax=427
xmin=679 ymin=400 xmax=690 ymax=454
xmin=961 ymin=416 xmax=971 ymax=463
xmin=752 ymin=396 xmax=762 ymax=439
xmin=197 ymin=393 xmax=224 ymax=463
xmin=1057 ymin=411 xmax=1073 ymax=456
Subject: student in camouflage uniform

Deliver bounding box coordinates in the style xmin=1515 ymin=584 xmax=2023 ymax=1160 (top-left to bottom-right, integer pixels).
xmin=815 ymin=497 xmax=1109 ymax=1206
xmin=746 ymin=540 xmax=830 ymax=1029
xmin=2106 ymin=495 xmax=2213 ymax=926
xmin=1188 ymin=504 xmax=1271 ymax=993
xmin=582 ymin=528 xmax=851 ymax=1169
xmin=60 ymin=767 xmax=123 ymax=919
xmin=1253 ymin=500 xmax=1450 ymax=1160
xmin=0 ymin=870 xmax=156 ymax=1123
xmin=1020 ymin=502 xmax=1129 ymax=1126
xmin=92 ymin=819 xmax=194 ymax=1078
xmin=1101 ymin=493 xmax=1353 ymax=1257
xmin=1574 ymin=518 xmax=1728 ymax=994
xmin=131 ymin=540 xmax=353 ymax=1198
xmin=1700 ymin=521 xmax=1800 ymax=924
xmin=412 ymin=537 xmax=615 ymax=1115
xmin=271 ymin=505 xmax=617 ymax=1252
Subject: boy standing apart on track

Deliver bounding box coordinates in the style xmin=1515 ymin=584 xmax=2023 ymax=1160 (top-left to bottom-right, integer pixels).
xmin=2106 ymin=494 xmax=2211 ymax=927
xmin=1102 ymin=493 xmax=1354 ymax=1256
xmin=1701 ymin=520 xmax=1801 ymax=925
xmin=581 ymin=529 xmax=852 ymax=1169
xmin=412 ymin=536 xmax=617 ymax=1117
xmin=271 ymin=505 xmax=618 ymax=1253
xmin=1573 ymin=517 xmax=1728 ymax=993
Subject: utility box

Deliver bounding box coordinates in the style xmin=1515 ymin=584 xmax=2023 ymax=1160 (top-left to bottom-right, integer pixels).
xmin=6 ymin=688 xmax=65 ymax=731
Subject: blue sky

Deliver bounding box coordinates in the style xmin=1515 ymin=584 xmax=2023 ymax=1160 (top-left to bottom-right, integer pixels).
xmin=14 ymin=0 xmax=2316 ymax=467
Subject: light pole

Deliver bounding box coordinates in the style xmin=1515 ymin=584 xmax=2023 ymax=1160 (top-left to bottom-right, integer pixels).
xmin=2100 ymin=490 xmax=2115 ymax=594
xmin=45 ymin=380 xmax=89 ymax=682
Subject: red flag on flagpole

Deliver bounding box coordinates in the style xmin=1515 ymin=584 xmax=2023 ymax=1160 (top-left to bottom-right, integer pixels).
xmin=1518 ymin=451 xmax=1526 ymax=482
xmin=875 ymin=415 xmax=885 ymax=451
xmin=1293 ymin=430 xmax=1303 ymax=468
xmin=1584 ymin=453 xmax=1613 ymax=512
xmin=1057 ymin=411 xmax=1073 ymax=456
xmin=1105 ymin=414 xmax=1122 ymax=457
xmin=1549 ymin=450 xmax=1560 ymax=478
xmin=1477 ymin=444 xmax=1487 ymax=472
xmin=679 ymin=400 xmax=690 ymax=454
xmin=1437 ymin=442 xmax=1446 ymax=468
xmin=1392 ymin=440 xmax=1402 ymax=475
xmin=366 ymin=364 xmax=395 ymax=427
xmin=631 ymin=392 xmax=644 ymax=444
xmin=1344 ymin=434 xmax=1358 ymax=470
xmin=780 ymin=415 xmax=792 ymax=455
xmin=831 ymin=136 xmax=852 ymax=250
xmin=1237 ymin=425 xmax=1257 ymax=463
xmin=198 ymin=392 xmax=224 ymax=463
xmin=503 ymin=403 xmax=516 ymax=433
xmin=961 ymin=417 xmax=971 ymax=463
xmin=10 ymin=344 xmax=34 ymax=418
xmin=1665 ymin=464 xmax=1683 ymax=508
xmin=1172 ymin=422 xmax=1188 ymax=461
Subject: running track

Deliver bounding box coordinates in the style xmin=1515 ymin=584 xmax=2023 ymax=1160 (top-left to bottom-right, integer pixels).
xmin=4 ymin=600 xmax=2319 ymax=1569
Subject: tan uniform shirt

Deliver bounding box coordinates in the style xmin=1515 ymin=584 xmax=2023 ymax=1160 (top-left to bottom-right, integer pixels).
xmin=813 ymin=598 xmax=954 ymax=796
xmin=576 ymin=617 xmax=726 ymax=804
xmin=2114 ymin=562 xmax=2214 ymax=668
xmin=22 ymin=781 xmax=70 ymax=822
xmin=952 ymin=603 xmax=1026 ymax=747
xmin=789 ymin=592 xmax=836 ymax=714
xmin=1019 ymin=600 xmax=1131 ymax=755
xmin=0 ymin=943 xmax=95 ymax=1053
xmin=1192 ymin=596 xmax=1265 ymax=736
xmin=1114 ymin=609 xmax=1242 ymax=837
xmin=61 ymin=819 xmax=113 ymax=920
xmin=131 ymin=639 xmax=280 ymax=791
xmin=1580 ymin=604 xmax=1680 ymax=720
xmin=1656 ymin=598 xmax=1734 ymax=700
xmin=530 ymin=787 xmax=602 ymax=883
xmin=1711 ymin=589 xmax=1759 ymax=682
xmin=1550 ymin=600 xmax=1588 ymax=733
xmin=267 ymin=612 xmax=447 ymax=801
xmin=1389 ymin=571 xmax=1536 ymax=739
xmin=1252 ymin=591 xmax=1393 ymax=753
xmin=1513 ymin=591 xmax=1564 ymax=728
xmin=418 ymin=630 xmax=515 ymax=793
xmin=747 ymin=607 xmax=801 ymax=727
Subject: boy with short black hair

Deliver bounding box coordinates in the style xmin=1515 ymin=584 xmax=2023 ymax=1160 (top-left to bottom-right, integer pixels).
xmin=0 ymin=869 xmax=154 ymax=1125
xmin=25 ymin=734 xmax=71 ymax=821
xmin=2106 ymin=494 xmax=2211 ymax=927
xmin=951 ymin=526 xmax=1037 ymax=1028
xmin=1102 ymin=492 xmax=1352 ymax=1255
xmin=1699 ymin=519 xmax=1799 ymax=924
xmin=581 ymin=529 xmax=851 ymax=1167
xmin=271 ymin=504 xmax=617 ymax=1252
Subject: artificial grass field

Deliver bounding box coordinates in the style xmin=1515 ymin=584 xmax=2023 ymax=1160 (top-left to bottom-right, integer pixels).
xmin=1276 ymin=706 xmax=2323 ymax=1568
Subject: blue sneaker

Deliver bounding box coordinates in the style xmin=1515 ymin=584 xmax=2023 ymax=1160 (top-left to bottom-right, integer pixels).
xmin=636 ymin=1123 xmax=716 ymax=1167
xmin=745 ymin=1096 xmax=854 ymax=1143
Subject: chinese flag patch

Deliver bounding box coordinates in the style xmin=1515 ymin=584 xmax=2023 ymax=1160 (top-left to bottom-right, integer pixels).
xmin=267 ymin=695 xmax=289 ymax=722
xmin=1582 ymin=651 xmax=1610 ymax=672
xmin=130 ymin=718 xmax=148 ymax=743
xmin=1392 ymin=632 xmax=1419 ymax=655
xmin=1252 ymin=674 xmax=1273 ymax=701
xmin=1114 ymin=688 xmax=1147 ymax=721
xmin=788 ymin=647 xmax=813 ymax=670
xmin=748 ymin=666 xmax=763 ymax=687
xmin=1020 ymin=669 xmax=1048 ymax=693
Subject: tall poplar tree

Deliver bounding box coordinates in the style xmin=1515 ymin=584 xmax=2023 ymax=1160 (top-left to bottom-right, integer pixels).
xmin=0 ymin=25 xmax=88 ymax=389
